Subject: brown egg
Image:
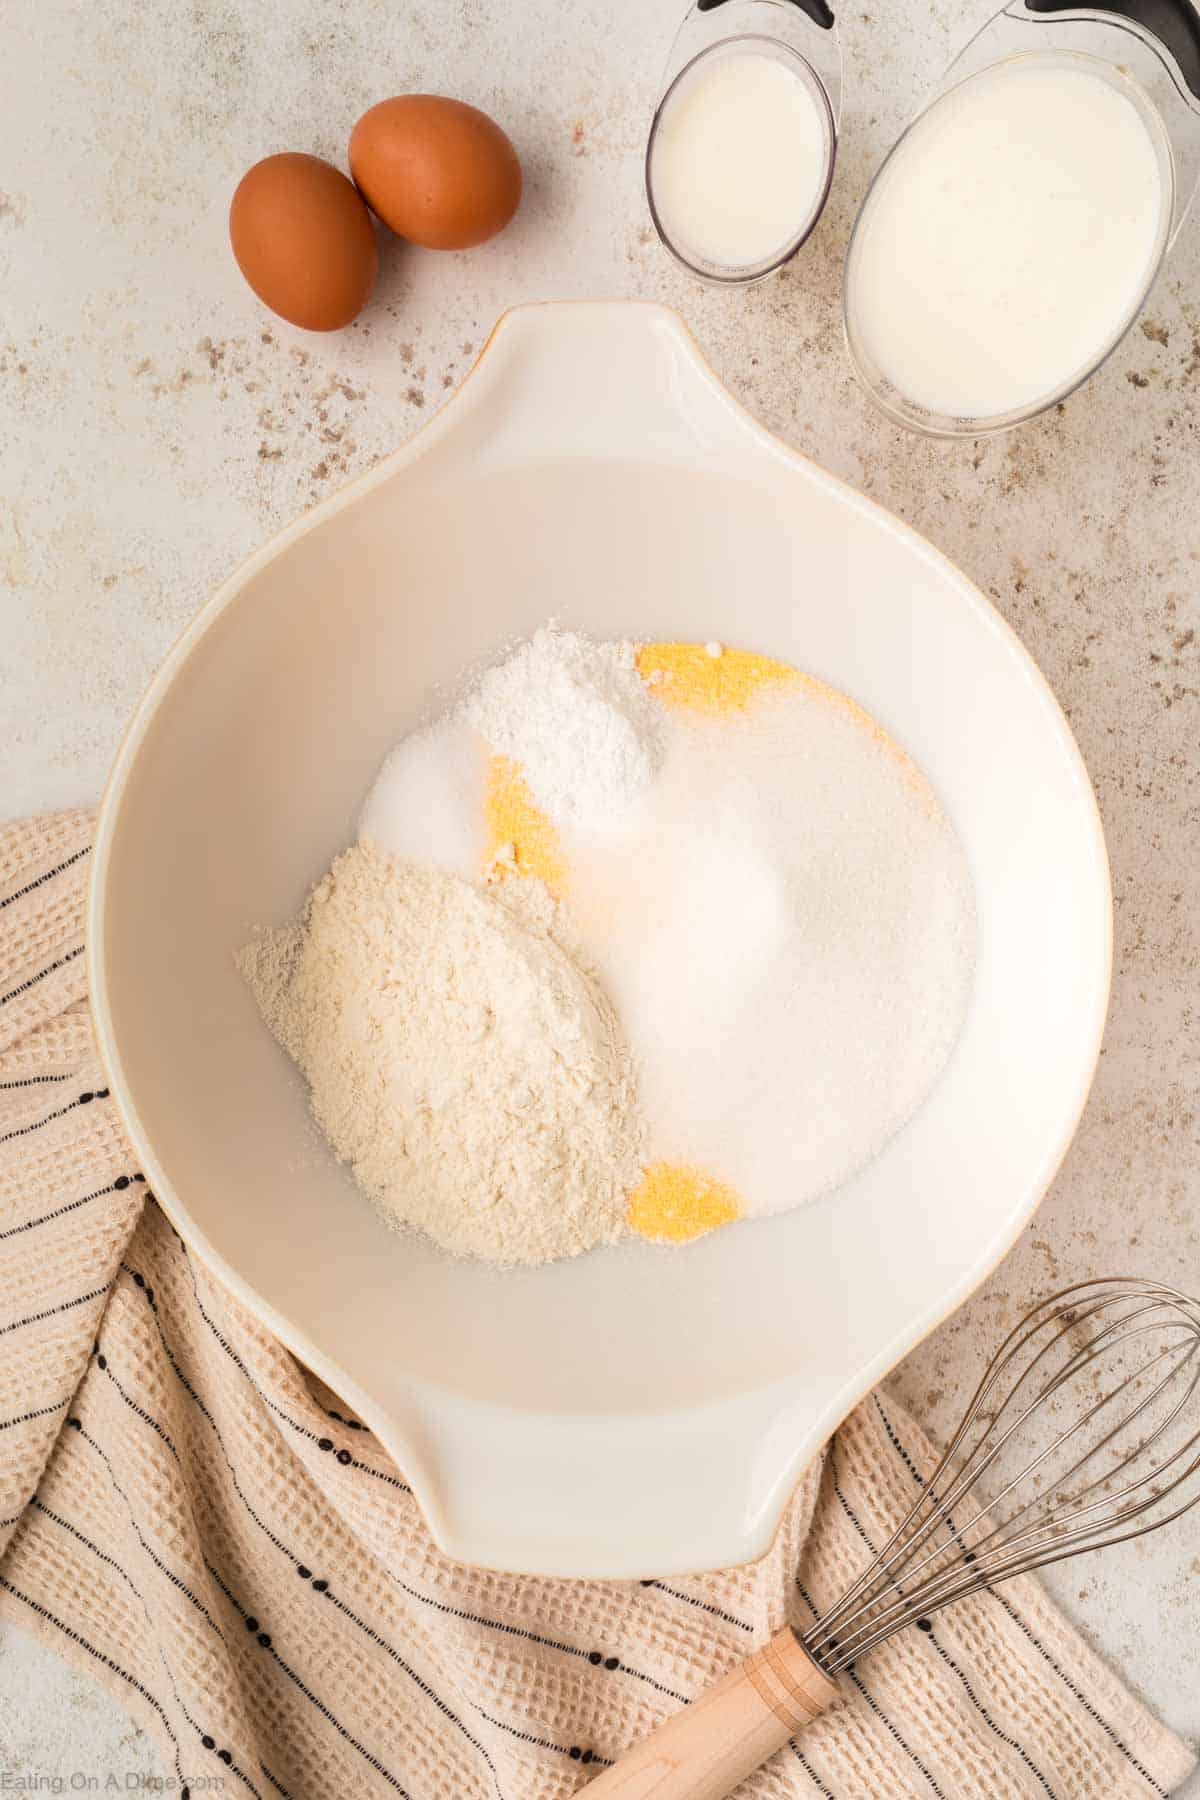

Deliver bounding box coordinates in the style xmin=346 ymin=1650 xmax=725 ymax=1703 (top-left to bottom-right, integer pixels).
xmin=349 ymin=96 xmax=521 ymax=251
xmin=229 ymin=152 xmax=378 ymax=331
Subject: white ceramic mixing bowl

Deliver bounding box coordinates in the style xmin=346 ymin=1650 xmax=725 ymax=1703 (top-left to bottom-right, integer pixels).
xmin=89 ymin=301 xmax=1111 ymax=1578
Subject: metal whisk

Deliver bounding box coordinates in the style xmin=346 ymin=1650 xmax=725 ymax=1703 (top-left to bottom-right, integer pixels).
xmin=589 ymin=1279 xmax=1200 ymax=1800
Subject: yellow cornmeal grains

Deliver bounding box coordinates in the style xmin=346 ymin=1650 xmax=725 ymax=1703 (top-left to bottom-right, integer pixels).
xmin=636 ymin=642 xmax=800 ymax=714
xmin=483 ymin=756 xmax=567 ymax=896
xmin=629 ymin=1162 xmax=741 ymax=1243
xmin=482 ymin=744 xmax=746 ymax=1245
xmin=637 ymin=639 xmax=930 ymax=805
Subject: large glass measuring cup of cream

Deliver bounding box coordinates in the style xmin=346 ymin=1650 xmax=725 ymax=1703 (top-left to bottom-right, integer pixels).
xmin=646 ymin=0 xmax=842 ymax=285
xmin=844 ymin=1 xmax=1200 ymax=436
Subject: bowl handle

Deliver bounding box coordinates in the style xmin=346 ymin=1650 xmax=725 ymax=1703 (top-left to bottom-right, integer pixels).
xmin=424 ymin=301 xmax=775 ymax=478
xmin=364 ymin=1372 xmax=844 ymax=1578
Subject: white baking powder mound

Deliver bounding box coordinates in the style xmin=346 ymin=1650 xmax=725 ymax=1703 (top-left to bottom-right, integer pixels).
xmin=564 ymin=683 xmax=975 ymax=1216
xmin=465 ymin=627 xmax=663 ymax=827
xmin=359 ymin=630 xmax=664 ymax=884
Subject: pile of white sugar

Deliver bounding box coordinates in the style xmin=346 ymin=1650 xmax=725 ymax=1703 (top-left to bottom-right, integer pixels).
xmin=237 ymin=843 xmax=641 ymax=1266
xmin=565 ymin=683 xmax=975 ymax=1214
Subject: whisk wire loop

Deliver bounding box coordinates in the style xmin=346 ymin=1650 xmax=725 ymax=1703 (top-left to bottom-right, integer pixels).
xmin=800 ymin=1280 xmax=1200 ymax=1676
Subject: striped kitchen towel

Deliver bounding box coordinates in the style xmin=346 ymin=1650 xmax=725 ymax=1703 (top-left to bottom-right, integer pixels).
xmin=0 ymin=811 xmax=1195 ymax=1799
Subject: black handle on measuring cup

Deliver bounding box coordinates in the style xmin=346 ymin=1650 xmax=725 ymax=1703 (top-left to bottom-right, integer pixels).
xmin=697 ymin=0 xmax=835 ymax=27
xmin=1026 ymin=0 xmax=1200 ymax=99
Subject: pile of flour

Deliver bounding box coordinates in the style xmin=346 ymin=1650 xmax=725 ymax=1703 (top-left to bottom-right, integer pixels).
xmin=238 ymin=842 xmax=641 ymax=1266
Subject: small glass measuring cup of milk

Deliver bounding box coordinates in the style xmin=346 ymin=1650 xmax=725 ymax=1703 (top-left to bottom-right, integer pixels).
xmin=843 ymin=0 xmax=1200 ymax=435
xmin=646 ymin=0 xmax=842 ymax=284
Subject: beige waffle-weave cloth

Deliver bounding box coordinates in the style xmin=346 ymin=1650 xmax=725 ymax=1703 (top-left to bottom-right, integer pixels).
xmin=1 ymin=812 xmax=1194 ymax=1800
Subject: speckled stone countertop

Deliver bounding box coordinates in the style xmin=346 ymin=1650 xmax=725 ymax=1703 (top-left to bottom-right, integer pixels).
xmin=3 ymin=0 xmax=1198 ymax=1789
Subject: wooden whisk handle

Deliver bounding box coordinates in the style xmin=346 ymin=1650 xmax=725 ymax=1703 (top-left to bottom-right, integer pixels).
xmin=584 ymin=1627 xmax=838 ymax=1799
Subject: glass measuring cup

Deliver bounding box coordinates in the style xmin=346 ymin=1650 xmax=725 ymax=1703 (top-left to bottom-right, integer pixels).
xmin=645 ymin=0 xmax=843 ymax=285
xmin=843 ymin=0 xmax=1200 ymax=436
